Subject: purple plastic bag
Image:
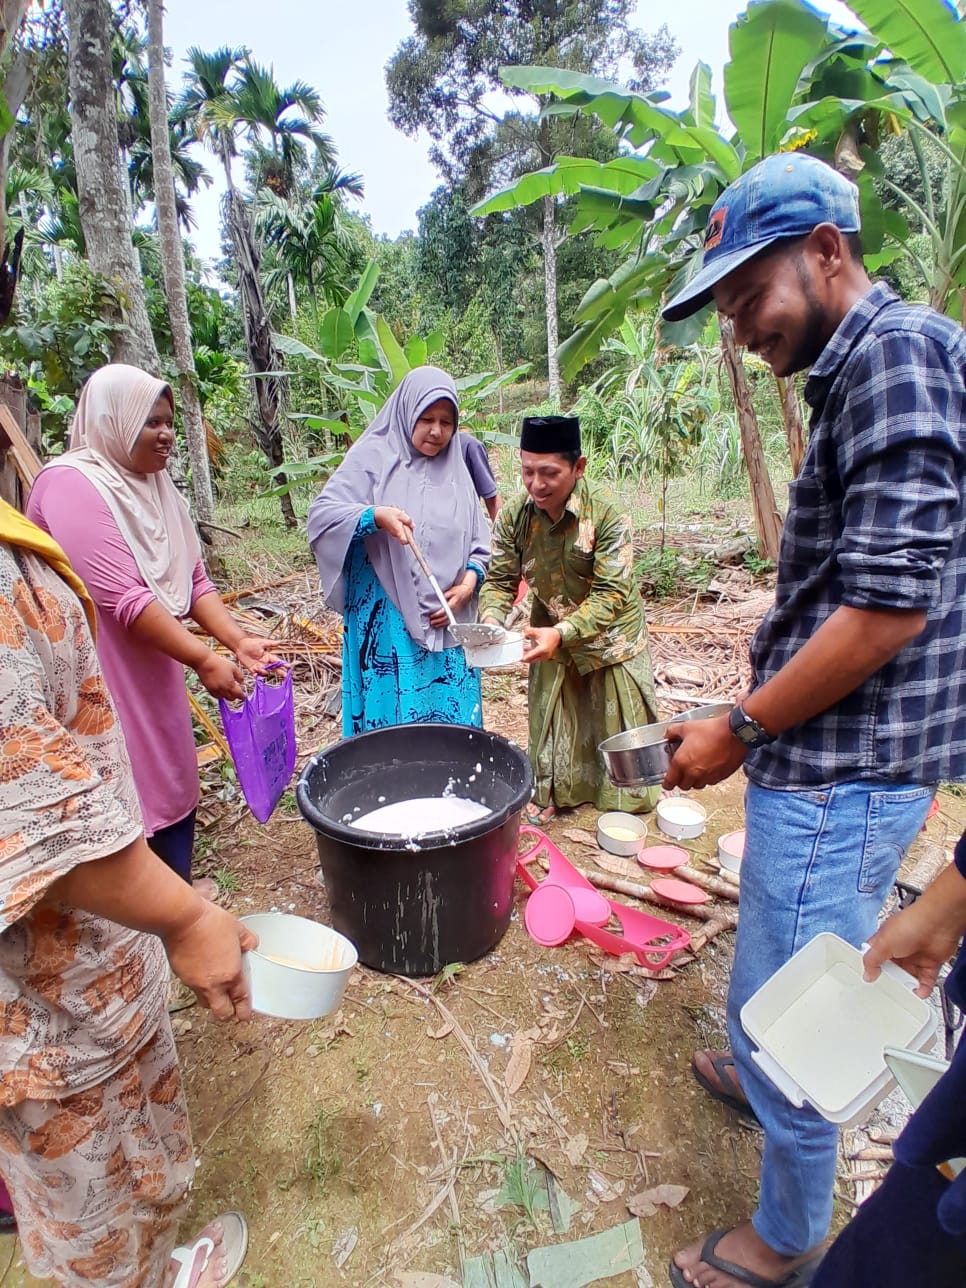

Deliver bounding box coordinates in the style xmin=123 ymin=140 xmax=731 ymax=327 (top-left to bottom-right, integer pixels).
xmin=219 ymin=669 xmax=296 ymax=824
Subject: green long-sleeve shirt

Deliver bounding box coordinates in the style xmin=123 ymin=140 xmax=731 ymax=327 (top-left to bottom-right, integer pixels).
xmin=478 ymin=476 xmax=649 ymax=676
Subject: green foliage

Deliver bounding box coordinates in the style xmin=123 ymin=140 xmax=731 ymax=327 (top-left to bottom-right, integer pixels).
xmin=0 ymin=260 xmax=124 ymax=449
xmin=742 ymin=548 xmax=775 ymax=577
xmin=265 ymin=258 xmax=530 ymax=496
xmin=494 ymin=1154 xmax=549 ymax=1228
xmin=637 ymin=546 xmax=714 ymax=599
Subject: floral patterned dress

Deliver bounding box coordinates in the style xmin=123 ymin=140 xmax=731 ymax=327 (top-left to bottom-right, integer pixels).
xmin=479 ymin=477 xmax=660 ymax=813
xmin=0 ymin=543 xmax=192 ymax=1286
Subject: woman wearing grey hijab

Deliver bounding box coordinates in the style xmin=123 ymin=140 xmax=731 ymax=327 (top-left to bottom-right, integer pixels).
xmin=307 ymin=367 xmax=490 ymax=734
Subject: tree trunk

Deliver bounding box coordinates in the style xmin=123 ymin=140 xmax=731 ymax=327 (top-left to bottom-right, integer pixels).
xmin=225 ymin=184 xmax=296 ymax=529
xmin=776 ymin=374 xmax=806 ymax=478
xmin=541 ymin=194 xmax=561 ymax=402
xmin=146 ymin=0 xmax=213 ymax=524
xmin=0 ymin=3 xmax=33 ymax=323
xmin=64 ymin=0 xmax=158 ymax=373
xmin=492 ymin=326 xmax=504 ymax=413
xmin=720 ymin=318 xmax=783 ymax=563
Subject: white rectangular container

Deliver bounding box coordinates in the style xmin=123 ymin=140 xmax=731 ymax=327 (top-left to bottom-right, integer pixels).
xmin=741 ymin=933 xmax=937 ymax=1126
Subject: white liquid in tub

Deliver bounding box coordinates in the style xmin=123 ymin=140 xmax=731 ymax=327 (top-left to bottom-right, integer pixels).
xmin=350 ymin=796 xmax=492 ymax=836
xmin=659 ymin=801 xmax=704 ymax=825
xmin=761 ymin=962 xmax=925 ymax=1113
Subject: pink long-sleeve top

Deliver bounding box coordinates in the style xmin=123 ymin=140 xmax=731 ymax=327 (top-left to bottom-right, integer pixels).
xmin=27 ymin=467 xmax=217 ymax=837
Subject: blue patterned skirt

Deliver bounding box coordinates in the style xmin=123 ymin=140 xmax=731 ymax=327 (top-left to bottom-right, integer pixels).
xmin=340 ymin=541 xmax=482 ymax=737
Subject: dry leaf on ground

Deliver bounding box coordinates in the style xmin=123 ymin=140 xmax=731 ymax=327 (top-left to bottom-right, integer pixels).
xmin=591 ymin=851 xmax=641 ymax=878
xmin=627 ymin=1184 xmax=690 ymax=1217
xmin=561 ymin=827 xmax=601 ymax=847
xmin=565 ymin=1132 xmax=589 ymax=1165
xmin=505 ymin=1028 xmax=539 ymax=1095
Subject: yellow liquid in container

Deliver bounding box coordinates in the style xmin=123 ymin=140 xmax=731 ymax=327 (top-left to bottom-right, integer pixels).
xmin=260 ymin=949 xmax=345 ymax=972
xmin=604 ymin=827 xmax=640 ymax=842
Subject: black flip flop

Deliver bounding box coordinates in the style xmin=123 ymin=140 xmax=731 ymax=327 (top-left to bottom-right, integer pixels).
xmin=691 ymin=1052 xmax=761 ymax=1125
xmin=669 ymin=1229 xmax=823 ymax=1287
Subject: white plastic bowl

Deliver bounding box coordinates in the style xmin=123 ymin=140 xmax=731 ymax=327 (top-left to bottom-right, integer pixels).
xmin=741 ymin=932 xmax=937 ymax=1126
xmin=463 ymin=629 xmax=524 ymax=669
xmin=656 ymin=797 xmax=707 ymax=840
xmin=240 ymin=913 xmax=357 ymax=1021
xmin=717 ymin=829 xmax=745 ymax=873
xmin=596 ymin=811 xmax=647 ymax=856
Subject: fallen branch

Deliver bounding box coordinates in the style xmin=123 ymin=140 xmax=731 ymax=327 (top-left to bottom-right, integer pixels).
xmin=392 ymin=976 xmax=513 ymax=1135
xmin=689 ymin=909 xmax=740 ymax=952
xmin=221 ymin=572 xmax=306 ymax=604
xmin=586 ymin=870 xmax=722 ymax=922
xmin=678 ymin=865 xmax=741 ymax=902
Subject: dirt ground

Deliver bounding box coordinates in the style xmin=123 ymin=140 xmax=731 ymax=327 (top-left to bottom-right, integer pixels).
xmin=3 ymin=668 xmax=963 ymax=1288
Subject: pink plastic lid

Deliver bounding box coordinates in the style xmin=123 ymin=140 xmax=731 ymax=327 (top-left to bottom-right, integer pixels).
xmin=568 ymin=884 xmax=611 ymax=926
xmin=638 ymin=845 xmax=689 ymax=872
xmin=651 ymin=877 xmax=709 ymax=906
xmin=524 ymin=883 xmax=577 ymax=946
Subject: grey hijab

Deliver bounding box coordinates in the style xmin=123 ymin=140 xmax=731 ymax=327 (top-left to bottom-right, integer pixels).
xmin=307 ymin=367 xmax=491 ymax=651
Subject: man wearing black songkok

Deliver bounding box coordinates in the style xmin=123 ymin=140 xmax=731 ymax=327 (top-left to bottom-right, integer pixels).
xmin=479 ymin=415 xmax=659 ymax=823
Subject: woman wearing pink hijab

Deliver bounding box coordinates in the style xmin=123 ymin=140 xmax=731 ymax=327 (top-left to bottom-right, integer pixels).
xmin=28 ymin=364 xmax=279 ymax=890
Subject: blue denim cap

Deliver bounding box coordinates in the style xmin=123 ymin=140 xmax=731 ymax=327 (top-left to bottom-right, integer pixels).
xmin=662 ymin=153 xmax=861 ymax=322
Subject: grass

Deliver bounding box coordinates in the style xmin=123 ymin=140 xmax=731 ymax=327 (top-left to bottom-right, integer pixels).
xmin=495 ymin=1153 xmax=548 ymax=1228
xmin=213 ymin=493 xmax=313 ymax=591
xmin=212 ymin=866 xmax=241 ymax=894
xmin=301 ymin=1107 xmax=343 ymax=1192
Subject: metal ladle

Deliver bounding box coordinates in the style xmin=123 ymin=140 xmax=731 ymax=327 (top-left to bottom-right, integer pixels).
xmin=406 ymin=533 xmax=506 ymax=647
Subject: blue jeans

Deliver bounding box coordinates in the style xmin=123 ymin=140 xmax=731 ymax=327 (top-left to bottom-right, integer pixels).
xmin=729 ymin=779 xmax=935 ymax=1255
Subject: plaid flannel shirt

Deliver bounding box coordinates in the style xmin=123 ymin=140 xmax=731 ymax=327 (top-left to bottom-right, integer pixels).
xmin=747 ymin=283 xmax=966 ymax=790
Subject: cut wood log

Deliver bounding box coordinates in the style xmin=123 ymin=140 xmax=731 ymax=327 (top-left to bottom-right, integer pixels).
xmin=689 ymin=910 xmax=739 ymax=952
xmin=587 ymin=870 xmax=720 ymax=923
xmin=678 ymin=865 xmax=740 ymax=902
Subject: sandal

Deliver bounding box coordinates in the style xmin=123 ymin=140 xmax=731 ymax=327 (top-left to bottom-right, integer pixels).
xmin=692 ymin=1050 xmax=761 ymax=1125
xmin=523 ymin=802 xmax=557 ymax=826
xmin=669 ymin=1229 xmax=823 ymax=1287
xmin=170 ymin=1211 xmax=248 ymax=1288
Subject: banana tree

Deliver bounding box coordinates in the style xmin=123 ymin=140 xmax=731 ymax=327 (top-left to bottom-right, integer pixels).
xmin=471 ymin=0 xmax=966 ymax=558
xmin=267 ymin=258 xmax=529 ymax=495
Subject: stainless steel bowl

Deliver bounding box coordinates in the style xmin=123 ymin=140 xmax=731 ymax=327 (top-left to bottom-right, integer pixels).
xmin=598 ymin=702 xmax=732 ymax=787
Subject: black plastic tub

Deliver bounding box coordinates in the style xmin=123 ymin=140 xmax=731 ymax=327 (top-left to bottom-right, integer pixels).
xmin=296 ymin=723 xmax=533 ymax=976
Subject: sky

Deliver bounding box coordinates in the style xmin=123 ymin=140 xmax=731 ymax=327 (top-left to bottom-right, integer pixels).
xmin=162 ymin=0 xmax=860 ymax=270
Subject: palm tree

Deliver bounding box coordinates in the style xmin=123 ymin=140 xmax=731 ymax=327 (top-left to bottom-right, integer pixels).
xmin=173 ymin=47 xmax=298 ymax=526
xmin=228 ymin=60 xmax=335 ymax=199
xmin=146 ymin=0 xmax=214 ymax=523
xmin=254 ymin=169 xmax=364 ymax=319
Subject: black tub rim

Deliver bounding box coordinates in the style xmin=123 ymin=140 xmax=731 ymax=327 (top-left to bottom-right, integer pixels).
xmin=296 ymin=722 xmax=533 ymax=851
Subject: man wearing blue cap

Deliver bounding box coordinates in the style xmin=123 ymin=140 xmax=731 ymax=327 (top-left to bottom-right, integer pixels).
xmin=662 ymin=153 xmax=966 ymax=1288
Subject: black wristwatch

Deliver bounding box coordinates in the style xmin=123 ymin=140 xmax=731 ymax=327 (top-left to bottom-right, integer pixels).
xmin=728 ymin=703 xmax=776 ymax=748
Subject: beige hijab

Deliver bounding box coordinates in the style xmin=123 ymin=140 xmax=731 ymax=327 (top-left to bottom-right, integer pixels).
xmin=45 ymin=363 xmax=202 ymax=617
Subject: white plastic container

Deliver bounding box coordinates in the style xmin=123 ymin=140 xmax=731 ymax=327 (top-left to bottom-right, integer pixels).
xmin=656 ymin=796 xmax=707 ymax=840
xmin=463 ymin=630 xmax=525 ymax=669
xmin=717 ymin=829 xmax=745 ymax=873
xmin=741 ymin=933 xmax=938 ymax=1126
xmin=240 ymin=913 xmax=357 ymax=1021
xmin=596 ymin=811 xmax=647 ymax=856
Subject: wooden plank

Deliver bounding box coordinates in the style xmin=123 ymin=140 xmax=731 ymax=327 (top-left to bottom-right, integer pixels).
xmin=187 ymin=690 xmax=230 ymax=759
xmin=0 ymin=402 xmax=42 ymax=485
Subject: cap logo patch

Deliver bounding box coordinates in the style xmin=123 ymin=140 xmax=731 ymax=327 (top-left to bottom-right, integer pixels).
xmin=705 ymin=207 xmax=726 ymax=250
